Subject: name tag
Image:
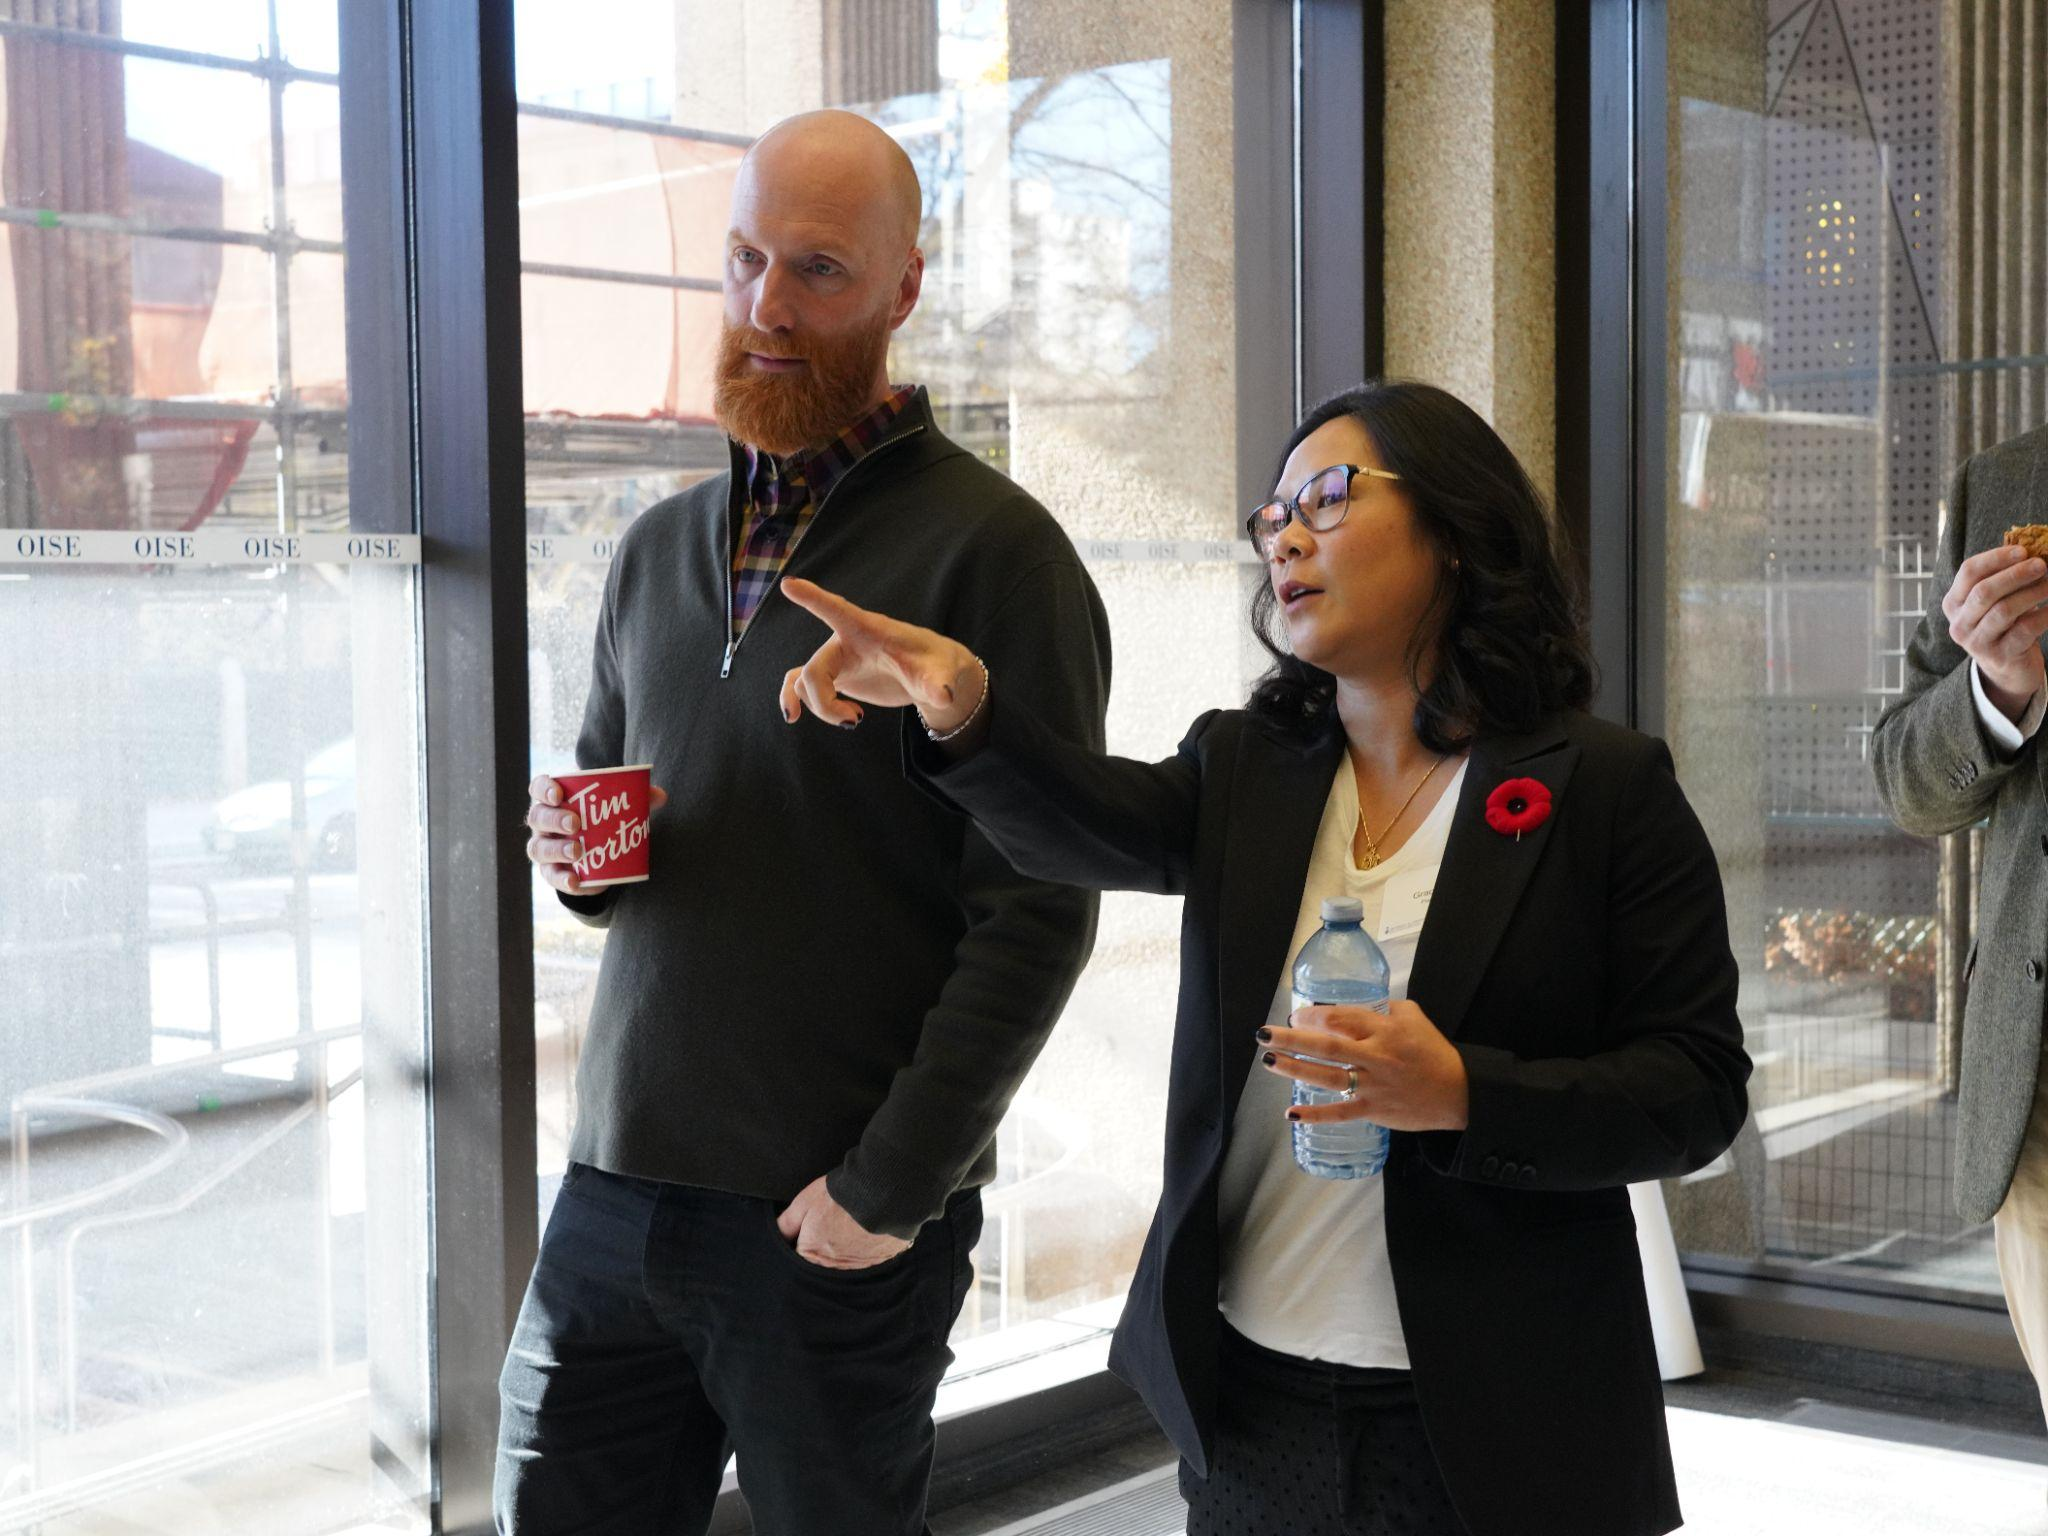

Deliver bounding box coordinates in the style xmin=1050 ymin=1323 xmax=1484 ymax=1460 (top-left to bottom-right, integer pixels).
xmin=1377 ymin=866 xmax=1436 ymax=942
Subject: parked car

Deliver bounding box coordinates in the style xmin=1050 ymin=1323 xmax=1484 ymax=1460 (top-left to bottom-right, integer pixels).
xmin=203 ymin=738 xmax=356 ymax=871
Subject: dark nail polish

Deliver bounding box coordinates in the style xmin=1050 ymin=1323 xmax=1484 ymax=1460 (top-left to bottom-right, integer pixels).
xmin=1285 ymin=1109 xmax=1302 ymax=1122
xmin=1261 ymin=1051 xmax=1276 ymax=1067
xmin=1255 ymin=1027 xmax=1273 ymax=1044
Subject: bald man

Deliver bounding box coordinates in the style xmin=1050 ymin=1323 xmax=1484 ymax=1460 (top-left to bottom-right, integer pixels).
xmin=495 ymin=111 xmax=1112 ymax=1534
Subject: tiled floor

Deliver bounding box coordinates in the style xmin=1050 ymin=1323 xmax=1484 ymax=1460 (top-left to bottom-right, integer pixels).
xmin=932 ymin=1376 xmax=2048 ymax=1535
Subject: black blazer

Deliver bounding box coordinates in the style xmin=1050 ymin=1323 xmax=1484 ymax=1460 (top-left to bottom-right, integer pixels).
xmin=909 ymin=700 xmax=1750 ymax=1536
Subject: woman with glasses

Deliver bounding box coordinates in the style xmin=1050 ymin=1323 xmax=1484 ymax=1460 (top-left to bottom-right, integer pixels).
xmin=775 ymin=380 xmax=1749 ymax=1536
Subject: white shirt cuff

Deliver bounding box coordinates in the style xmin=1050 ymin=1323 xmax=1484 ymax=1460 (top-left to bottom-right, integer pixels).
xmin=1970 ymin=659 xmax=2046 ymax=756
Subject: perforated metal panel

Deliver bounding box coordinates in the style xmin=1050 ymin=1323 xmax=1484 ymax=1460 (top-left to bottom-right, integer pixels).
xmin=1766 ymin=0 xmax=1945 ymax=578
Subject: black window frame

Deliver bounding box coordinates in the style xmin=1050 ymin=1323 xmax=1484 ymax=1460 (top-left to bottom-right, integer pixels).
xmin=340 ymin=1 xmax=536 ymax=1527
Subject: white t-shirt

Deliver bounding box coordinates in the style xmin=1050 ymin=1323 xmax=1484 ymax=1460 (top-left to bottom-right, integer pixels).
xmin=1215 ymin=755 xmax=1468 ymax=1368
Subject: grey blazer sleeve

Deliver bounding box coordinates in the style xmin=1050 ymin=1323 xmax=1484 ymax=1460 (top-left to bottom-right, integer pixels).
xmin=1870 ymin=455 xmax=2034 ymax=835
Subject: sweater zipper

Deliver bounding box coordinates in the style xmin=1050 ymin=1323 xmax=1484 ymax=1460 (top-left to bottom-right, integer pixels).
xmin=718 ymin=421 xmax=928 ymax=679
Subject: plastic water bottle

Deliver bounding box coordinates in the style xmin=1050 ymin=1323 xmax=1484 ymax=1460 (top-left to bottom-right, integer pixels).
xmin=1289 ymin=897 xmax=1392 ymax=1178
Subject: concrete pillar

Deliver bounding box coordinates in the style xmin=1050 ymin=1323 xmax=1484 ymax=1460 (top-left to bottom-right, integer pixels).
xmin=1382 ymin=0 xmax=1557 ymax=501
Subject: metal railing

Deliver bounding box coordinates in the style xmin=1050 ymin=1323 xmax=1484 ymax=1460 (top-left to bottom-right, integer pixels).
xmin=4 ymin=1026 xmax=360 ymax=1519
xmin=0 ymin=8 xmax=746 ymax=373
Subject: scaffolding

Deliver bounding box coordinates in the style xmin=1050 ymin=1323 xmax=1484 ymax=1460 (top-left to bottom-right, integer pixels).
xmin=0 ymin=9 xmax=738 ymax=539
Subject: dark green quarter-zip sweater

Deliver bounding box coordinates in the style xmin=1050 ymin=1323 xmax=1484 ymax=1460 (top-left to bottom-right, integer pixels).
xmin=558 ymin=388 xmax=1111 ymax=1238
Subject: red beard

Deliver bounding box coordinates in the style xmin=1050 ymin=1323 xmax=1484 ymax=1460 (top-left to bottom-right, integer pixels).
xmin=713 ymin=310 xmax=894 ymax=456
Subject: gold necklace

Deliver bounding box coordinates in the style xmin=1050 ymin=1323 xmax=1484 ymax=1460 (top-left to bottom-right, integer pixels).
xmin=1354 ymin=754 xmax=1446 ymax=871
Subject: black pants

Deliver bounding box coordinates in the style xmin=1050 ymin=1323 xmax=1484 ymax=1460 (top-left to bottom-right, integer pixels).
xmin=1181 ymin=1322 xmax=1470 ymax=1536
xmin=494 ymin=1163 xmax=982 ymax=1535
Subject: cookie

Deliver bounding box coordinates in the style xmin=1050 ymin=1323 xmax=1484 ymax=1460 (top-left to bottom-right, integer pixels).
xmin=2003 ymin=524 xmax=2048 ymax=561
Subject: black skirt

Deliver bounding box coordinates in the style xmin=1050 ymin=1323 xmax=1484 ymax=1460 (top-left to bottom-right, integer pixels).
xmin=1181 ymin=1321 xmax=1470 ymax=1536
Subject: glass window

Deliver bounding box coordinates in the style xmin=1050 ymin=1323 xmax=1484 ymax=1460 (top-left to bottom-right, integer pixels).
xmin=1660 ymin=0 xmax=2039 ymax=1302
xmin=0 ymin=4 xmax=431 ymax=1530
xmin=516 ymin=0 xmax=1256 ymax=1394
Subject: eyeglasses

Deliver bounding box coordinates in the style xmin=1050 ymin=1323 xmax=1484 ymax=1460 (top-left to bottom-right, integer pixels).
xmin=1244 ymin=463 xmax=1403 ymax=558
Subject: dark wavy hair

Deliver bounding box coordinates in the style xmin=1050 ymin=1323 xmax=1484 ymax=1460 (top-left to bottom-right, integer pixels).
xmin=1247 ymin=379 xmax=1595 ymax=750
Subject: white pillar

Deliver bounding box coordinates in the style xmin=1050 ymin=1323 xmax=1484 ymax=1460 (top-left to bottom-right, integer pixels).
xmin=1631 ymin=1180 xmax=1705 ymax=1380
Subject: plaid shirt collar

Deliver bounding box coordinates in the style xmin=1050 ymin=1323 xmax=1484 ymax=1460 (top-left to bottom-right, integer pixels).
xmin=727 ymin=385 xmax=923 ymax=646
xmin=740 ymin=383 xmax=922 ymax=513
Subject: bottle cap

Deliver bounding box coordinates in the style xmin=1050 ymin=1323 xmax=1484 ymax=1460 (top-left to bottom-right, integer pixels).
xmin=1320 ymin=897 xmax=1364 ymax=923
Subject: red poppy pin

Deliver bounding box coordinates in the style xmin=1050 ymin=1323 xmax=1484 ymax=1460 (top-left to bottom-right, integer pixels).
xmin=1484 ymin=777 xmax=1553 ymax=841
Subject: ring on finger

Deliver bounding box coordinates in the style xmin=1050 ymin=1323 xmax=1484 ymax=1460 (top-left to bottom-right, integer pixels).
xmin=1342 ymin=1066 xmax=1358 ymax=1100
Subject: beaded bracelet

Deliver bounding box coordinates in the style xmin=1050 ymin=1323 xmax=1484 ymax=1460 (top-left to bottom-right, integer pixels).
xmin=922 ymin=655 xmax=990 ymax=742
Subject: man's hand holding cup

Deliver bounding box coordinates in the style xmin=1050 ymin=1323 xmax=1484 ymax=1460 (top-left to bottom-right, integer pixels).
xmin=526 ymin=771 xmax=668 ymax=895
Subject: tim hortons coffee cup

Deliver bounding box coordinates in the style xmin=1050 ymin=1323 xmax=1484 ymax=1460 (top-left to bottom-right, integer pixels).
xmin=552 ymin=764 xmax=653 ymax=888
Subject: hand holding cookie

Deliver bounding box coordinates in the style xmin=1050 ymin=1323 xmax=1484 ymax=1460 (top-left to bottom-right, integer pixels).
xmin=1941 ymin=527 xmax=2048 ymax=721
xmin=2005 ymin=524 xmax=2048 ymax=562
